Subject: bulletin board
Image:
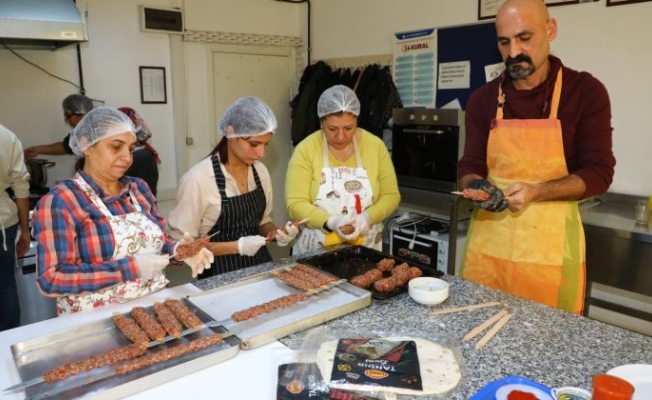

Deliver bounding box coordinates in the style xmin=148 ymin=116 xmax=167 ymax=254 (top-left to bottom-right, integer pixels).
xmin=435 ymin=21 xmax=503 ymax=109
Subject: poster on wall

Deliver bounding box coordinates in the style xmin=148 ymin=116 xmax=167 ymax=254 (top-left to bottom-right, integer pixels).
xmin=392 ymin=28 xmax=437 ymax=108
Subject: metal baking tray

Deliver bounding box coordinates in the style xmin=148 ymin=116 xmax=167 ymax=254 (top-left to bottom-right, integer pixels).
xmin=187 ymin=265 xmax=371 ymax=350
xmin=10 ymin=298 xmax=240 ymax=399
xmin=297 ymin=245 xmax=444 ymax=300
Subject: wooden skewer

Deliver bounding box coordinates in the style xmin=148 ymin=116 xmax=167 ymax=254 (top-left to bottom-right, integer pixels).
xmin=475 ymin=313 xmax=512 ymax=349
xmin=463 ymin=309 xmax=509 ymax=341
xmin=451 ymin=191 xmax=464 ymax=196
xmin=430 ymin=301 xmax=501 ymax=316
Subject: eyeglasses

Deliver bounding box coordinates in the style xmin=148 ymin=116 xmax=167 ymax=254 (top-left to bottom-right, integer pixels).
xmin=63 ymin=113 xmax=75 ymax=120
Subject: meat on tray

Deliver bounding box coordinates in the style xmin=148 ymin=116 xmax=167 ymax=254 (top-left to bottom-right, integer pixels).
xmin=174 ymin=235 xmax=210 ymax=260
xmin=164 ymin=298 xmax=204 ymax=330
xmin=231 ymin=292 xmax=308 ymax=322
xmin=113 ymin=313 xmax=150 ymax=344
xmin=293 ymin=263 xmax=337 ymax=284
xmin=116 ymin=334 xmax=224 ymax=375
xmin=132 ymin=307 xmax=166 ymax=342
xmin=376 ymin=258 xmax=396 ymax=272
xmin=43 ymin=343 xmax=147 ymax=382
xmin=153 ymin=302 xmax=184 ymax=338
xmin=275 ymin=271 xmax=317 ymax=291
xmin=391 ymin=262 xmax=410 ymax=276
xmin=350 ymin=268 xmax=383 ymax=289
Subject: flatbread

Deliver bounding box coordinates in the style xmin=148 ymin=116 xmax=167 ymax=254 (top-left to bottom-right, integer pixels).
xmin=316 ymin=337 xmax=461 ymax=396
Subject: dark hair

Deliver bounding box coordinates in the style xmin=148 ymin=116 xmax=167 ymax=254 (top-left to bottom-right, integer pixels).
xmin=209 ymin=137 xmax=229 ymax=165
xmin=74 ymin=157 xmax=85 ymax=171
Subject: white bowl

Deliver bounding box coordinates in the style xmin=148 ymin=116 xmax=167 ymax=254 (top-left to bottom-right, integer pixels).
xmin=408 ymin=277 xmax=449 ymax=305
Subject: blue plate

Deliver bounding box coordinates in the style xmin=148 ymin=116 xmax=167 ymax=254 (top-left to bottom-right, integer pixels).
xmin=470 ymin=376 xmax=554 ymax=400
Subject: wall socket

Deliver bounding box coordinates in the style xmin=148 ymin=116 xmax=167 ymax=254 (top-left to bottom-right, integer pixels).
xmin=186 ymin=137 xmax=194 ymax=145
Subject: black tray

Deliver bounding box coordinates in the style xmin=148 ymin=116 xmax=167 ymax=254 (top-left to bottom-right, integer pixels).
xmin=296 ymin=246 xmax=443 ymax=300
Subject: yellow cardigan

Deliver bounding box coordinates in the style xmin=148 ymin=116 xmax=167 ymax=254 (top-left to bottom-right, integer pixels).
xmin=285 ymin=128 xmax=401 ymax=231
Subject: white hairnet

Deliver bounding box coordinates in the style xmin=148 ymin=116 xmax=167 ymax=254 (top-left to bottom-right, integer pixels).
xmin=69 ymin=106 xmax=136 ymax=157
xmin=218 ymin=97 xmax=277 ymax=138
xmin=317 ymin=85 xmax=361 ymax=118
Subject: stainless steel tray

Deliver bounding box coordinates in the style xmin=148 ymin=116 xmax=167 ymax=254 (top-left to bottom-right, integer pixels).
xmin=187 ymin=264 xmax=372 ymax=350
xmin=10 ymin=299 xmax=240 ymax=399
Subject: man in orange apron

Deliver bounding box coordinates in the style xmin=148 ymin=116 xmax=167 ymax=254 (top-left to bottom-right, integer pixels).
xmin=458 ymin=0 xmax=615 ymax=314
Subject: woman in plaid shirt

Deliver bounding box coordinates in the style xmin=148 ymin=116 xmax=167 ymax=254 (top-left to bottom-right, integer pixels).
xmin=32 ymin=107 xmax=213 ymax=315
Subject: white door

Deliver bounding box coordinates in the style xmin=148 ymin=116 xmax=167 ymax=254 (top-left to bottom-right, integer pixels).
xmin=209 ymin=44 xmax=295 ymax=226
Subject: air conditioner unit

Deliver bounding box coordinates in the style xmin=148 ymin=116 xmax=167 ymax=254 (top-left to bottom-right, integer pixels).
xmin=139 ymin=5 xmax=183 ymax=34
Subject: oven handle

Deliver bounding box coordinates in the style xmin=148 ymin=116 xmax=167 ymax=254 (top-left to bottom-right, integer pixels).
xmin=392 ymin=234 xmax=433 ymax=248
xmin=400 ymin=128 xmax=445 ymax=135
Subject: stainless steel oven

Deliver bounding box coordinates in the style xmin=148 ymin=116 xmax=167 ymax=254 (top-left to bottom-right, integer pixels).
xmin=391 ymin=108 xmax=465 ymax=193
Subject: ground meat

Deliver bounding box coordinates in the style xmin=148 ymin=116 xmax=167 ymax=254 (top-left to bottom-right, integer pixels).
xmin=407 ymin=266 xmax=423 ymax=279
xmin=231 ymin=292 xmax=308 ymax=322
xmin=339 ymin=224 xmax=355 ymax=235
xmin=43 ymin=343 xmax=147 ymax=382
xmin=293 ymin=264 xmax=337 ymax=284
xmin=391 ymin=262 xmax=410 ymax=276
xmin=275 ymin=271 xmax=318 ymax=291
xmin=350 ymin=268 xmax=383 ymax=289
xmin=116 ymin=334 xmax=223 ymax=375
xmin=463 ymin=188 xmax=490 ymax=201
xmin=131 ymin=307 xmax=166 ymax=342
xmin=164 ymin=299 xmax=203 ymax=330
xmin=376 ymin=258 xmax=396 ymax=272
xmin=175 ymin=235 xmax=210 ymax=260
xmin=113 ymin=313 xmax=150 ymax=344
xmin=153 ymin=302 xmax=184 ymax=338
xmin=287 ymin=265 xmax=336 ymax=287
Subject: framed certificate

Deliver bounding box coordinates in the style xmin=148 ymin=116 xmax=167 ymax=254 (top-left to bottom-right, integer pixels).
xmin=139 ymin=66 xmax=167 ymax=104
xmin=478 ymin=0 xmax=597 ymax=20
xmin=607 ymin=0 xmax=652 ymax=6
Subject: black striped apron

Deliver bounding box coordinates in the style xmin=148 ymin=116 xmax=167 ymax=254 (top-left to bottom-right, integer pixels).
xmin=199 ymin=154 xmax=272 ymax=277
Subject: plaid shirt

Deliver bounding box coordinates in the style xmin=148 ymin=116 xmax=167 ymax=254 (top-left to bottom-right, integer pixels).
xmin=32 ymin=172 xmax=176 ymax=295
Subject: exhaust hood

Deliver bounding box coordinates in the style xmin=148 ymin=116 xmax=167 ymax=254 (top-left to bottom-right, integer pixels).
xmin=0 ymin=0 xmax=88 ymax=50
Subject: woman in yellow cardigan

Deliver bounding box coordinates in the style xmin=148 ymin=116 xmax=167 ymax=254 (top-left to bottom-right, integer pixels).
xmin=285 ymin=85 xmax=401 ymax=255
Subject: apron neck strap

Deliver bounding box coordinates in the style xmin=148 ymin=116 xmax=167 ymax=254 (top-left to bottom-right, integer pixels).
xmin=496 ymin=69 xmax=563 ymax=120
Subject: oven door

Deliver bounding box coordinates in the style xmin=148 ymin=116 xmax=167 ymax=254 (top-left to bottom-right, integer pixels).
xmin=389 ymin=231 xmax=439 ymax=269
xmin=392 ymin=125 xmax=460 ymax=192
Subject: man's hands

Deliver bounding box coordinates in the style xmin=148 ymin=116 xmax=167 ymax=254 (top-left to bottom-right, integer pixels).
xmin=467 ymin=179 xmax=509 ymax=212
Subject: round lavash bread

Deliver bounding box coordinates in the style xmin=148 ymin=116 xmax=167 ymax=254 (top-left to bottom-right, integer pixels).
xmin=316 ymin=337 xmax=461 ymax=396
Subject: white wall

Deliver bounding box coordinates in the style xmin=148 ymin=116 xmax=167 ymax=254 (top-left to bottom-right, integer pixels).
xmin=310 ymin=0 xmax=652 ymax=196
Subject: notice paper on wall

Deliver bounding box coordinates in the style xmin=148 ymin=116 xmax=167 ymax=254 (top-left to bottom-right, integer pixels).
xmin=393 ymin=28 xmax=437 ymax=108
xmin=438 ymin=61 xmax=470 ymax=90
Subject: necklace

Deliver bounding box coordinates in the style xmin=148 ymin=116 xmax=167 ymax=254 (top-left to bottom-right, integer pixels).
xmin=226 ymin=163 xmax=248 ymax=188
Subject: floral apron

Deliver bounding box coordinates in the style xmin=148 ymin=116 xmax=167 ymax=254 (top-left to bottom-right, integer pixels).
xmin=293 ymin=133 xmax=383 ymax=255
xmin=461 ymin=70 xmax=586 ymax=314
xmin=57 ymin=174 xmax=169 ymax=315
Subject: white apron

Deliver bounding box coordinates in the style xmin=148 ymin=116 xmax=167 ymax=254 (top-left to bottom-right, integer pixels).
xmin=293 ymin=133 xmax=383 ymax=255
xmin=56 ymin=175 xmax=169 ymax=315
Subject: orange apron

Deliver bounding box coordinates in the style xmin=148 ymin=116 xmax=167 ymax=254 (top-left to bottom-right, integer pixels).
xmin=461 ymin=70 xmax=585 ymax=314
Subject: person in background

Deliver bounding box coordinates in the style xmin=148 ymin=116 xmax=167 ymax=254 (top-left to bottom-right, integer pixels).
xmin=32 ymin=107 xmax=213 ymax=315
xmin=0 ymin=123 xmax=30 ymax=331
xmin=168 ymin=97 xmax=299 ymax=277
xmin=118 ymin=107 xmax=161 ymax=197
xmin=457 ymin=0 xmax=615 ymax=314
xmin=24 ymin=94 xmax=94 ymax=159
xmin=285 ymin=85 xmax=400 ymax=255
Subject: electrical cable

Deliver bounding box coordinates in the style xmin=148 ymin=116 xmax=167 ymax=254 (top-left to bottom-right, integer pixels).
xmin=275 ymin=0 xmax=311 ymax=65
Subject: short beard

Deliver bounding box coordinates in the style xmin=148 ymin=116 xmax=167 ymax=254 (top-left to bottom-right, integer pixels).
xmin=505 ymin=54 xmax=535 ymax=80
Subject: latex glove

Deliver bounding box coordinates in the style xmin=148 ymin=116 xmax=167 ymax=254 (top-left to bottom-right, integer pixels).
xmin=237 ymin=235 xmax=267 ymax=256
xmin=133 ymin=253 xmax=170 ymax=280
xmin=326 ymin=216 xmax=357 ymax=241
xmin=467 ymin=179 xmax=509 ymax=212
xmin=184 ymin=248 xmax=214 ymax=278
xmin=353 ymin=212 xmax=371 ymax=236
xmin=275 ymin=221 xmax=300 ymax=247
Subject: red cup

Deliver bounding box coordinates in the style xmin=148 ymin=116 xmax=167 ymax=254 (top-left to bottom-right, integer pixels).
xmin=593 ymin=374 xmax=635 ymax=400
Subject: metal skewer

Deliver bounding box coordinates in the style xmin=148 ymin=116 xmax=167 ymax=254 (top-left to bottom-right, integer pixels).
xmin=169 ymin=231 xmax=219 ymax=260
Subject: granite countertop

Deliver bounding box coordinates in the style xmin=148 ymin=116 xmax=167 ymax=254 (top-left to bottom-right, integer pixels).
xmin=194 ymin=250 xmax=652 ymax=399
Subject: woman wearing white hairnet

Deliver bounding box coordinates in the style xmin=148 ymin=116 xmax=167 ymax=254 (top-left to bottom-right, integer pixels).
xmin=31 ymin=107 xmax=213 ymax=315
xmin=286 ymin=85 xmax=401 ymax=255
xmin=168 ymin=97 xmax=299 ymax=276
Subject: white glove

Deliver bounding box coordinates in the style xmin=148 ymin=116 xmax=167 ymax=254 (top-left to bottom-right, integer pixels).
xmin=184 ymin=248 xmax=214 ymax=278
xmin=133 ymin=253 xmax=170 ymax=280
xmin=353 ymin=212 xmax=371 ymax=236
xmin=326 ymin=215 xmax=357 ymax=241
xmin=275 ymin=221 xmax=300 ymax=247
xmin=237 ymin=235 xmax=267 ymax=256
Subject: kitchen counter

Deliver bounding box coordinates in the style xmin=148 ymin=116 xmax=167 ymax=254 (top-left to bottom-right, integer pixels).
xmin=580 ymin=192 xmax=652 ymax=243
xmin=195 ymin=250 xmax=652 ymax=399
xmin=2 ymin=250 xmax=652 ymax=399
